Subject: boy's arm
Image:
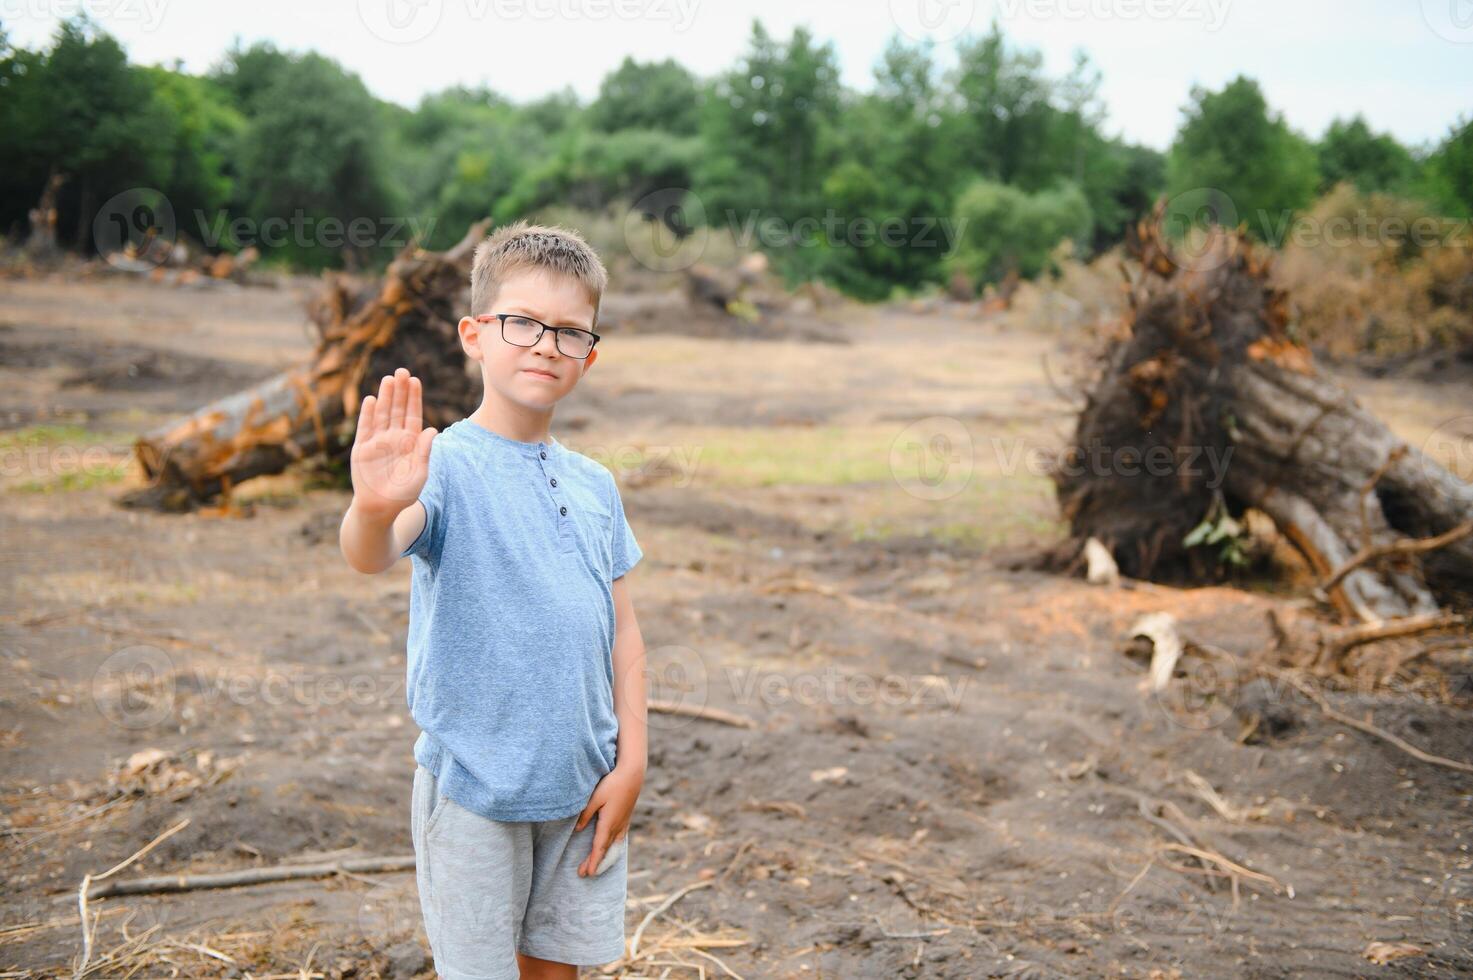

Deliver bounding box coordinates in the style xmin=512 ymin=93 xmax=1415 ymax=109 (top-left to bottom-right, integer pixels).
xmin=610 ymin=574 xmax=647 ymax=776
xmin=576 ymin=572 xmax=646 ymax=876
xmin=338 ymin=368 xmax=438 ymax=575
xmin=340 ymin=499 xmax=426 ymax=575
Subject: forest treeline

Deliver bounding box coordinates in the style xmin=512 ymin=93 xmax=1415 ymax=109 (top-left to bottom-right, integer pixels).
xmin=2 ymin=15 xmax=1469 ymax=300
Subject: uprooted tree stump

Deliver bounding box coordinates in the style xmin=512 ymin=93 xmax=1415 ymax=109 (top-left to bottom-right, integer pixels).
xmin=118 ymin=219 xmax=491 ymax=511
xmin=1053 ymin=202 xmax=1473 ymax=622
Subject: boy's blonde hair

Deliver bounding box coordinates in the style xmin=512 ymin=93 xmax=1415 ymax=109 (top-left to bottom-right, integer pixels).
xmin=470 ymin=220 xmax=608 ymax=326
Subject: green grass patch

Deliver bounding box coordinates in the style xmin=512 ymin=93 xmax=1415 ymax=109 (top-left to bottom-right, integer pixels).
xmin=15 ymin=462 xmax=130 ymax=493
xmin=3 ymin=426 xmax=130 ymax=493
xmin=577 ymin=425 xmax=903 ymax=489
xmin=0 ymin=424 xmax=117 ymax=449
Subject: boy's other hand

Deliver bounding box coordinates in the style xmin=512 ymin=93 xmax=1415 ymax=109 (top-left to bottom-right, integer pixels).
xmin=350 ymin=367 xmax=437 ymax=519
xmin=574 ymin=764 xmax=643 ymax=877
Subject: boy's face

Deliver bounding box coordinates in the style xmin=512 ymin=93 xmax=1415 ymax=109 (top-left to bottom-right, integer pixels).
xmin=458 ymin=267 xmax=599 ymax=412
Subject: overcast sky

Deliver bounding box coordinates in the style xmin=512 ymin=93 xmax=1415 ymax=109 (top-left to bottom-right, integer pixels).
xmin=5 ymin=0 xmax=1470 ymax=151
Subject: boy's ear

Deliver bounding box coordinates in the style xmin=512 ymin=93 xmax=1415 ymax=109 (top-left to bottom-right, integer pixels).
xmin=581 ymin=348 xmax=598 ymax=373
xmin=458 ymin=316 xmax=482 ymax=361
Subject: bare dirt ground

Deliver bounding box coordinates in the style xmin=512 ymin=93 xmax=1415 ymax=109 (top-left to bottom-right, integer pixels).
xmin=2 ymin=270 xmax=1470 ymax=978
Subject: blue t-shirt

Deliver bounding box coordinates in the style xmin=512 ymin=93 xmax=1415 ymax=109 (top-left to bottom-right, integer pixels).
xmin=401 ymin=417 xmax=643 ymax=821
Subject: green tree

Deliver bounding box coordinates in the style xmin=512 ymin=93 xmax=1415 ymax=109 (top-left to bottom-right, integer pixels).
xmin=1316 ymin=115 xmax=1415 ymax=194
xmin=591 ymin=57 xmax=699 ymax=134
xmin=211 ymin=39 xmax=294 ymax=115
xmin=1166 ymin=76 xmax=1320 ymax=244
xmin=502 ymin=128 xmax=700 ymax=219
xmin=139 ymin=66 xmax=243 ymax=239
xmin=215 ymin=45 xmax=399 ymax=268
xmin=1044 ymin=52 xmax=1139 ymax=249
xmin=522 ymin=87 xmax=582 ymax=136
xmin=1421 ymin=116 xmax=1473 ymax=218
xmin=806 ymin=37 xmax=960 ymax=297
xmin=0 ymin=34 xmax=49 ymax=238
xmin=386 ymin=86 xmax=532 ymax=248
xmin=696 ymin=21 xmax=843 ymax=237
xmin=950 ymin=24 xmax=1056 ymax=189
xmin=1096 ymin=141 xmax=1167 ymax=248
xmin=946 ymin=30 xmax=1158 ymax=253
xmin=946 ymin=179 xmax=1093 ymax=288
xmin=0 ymin=17 xmax=176 ymax=248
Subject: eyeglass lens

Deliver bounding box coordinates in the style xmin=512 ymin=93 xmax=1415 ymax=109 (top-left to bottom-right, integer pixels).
xmin=501 ymin=315 xmax=594 ymax=358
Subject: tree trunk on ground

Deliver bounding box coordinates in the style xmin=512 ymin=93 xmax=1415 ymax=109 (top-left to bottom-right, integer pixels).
xmin=119 ymin=220 xmax=491 ymax=511
xmin=1052 ymin=202 xmax=1473 ymax=621
xmin=26 ymin=171 xmax=66 ymax=255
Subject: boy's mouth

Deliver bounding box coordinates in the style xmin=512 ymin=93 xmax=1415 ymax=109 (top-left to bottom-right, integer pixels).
xmin=521 ymin=368 xmax=559 ymax=381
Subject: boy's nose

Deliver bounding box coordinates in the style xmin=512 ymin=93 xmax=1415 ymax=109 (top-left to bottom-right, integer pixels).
xmin=533 ymin=328 xmax=560 ymax=356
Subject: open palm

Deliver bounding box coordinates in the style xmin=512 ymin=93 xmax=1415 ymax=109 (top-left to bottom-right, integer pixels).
xmin=350 ymin=368 xmax=437 ymax=516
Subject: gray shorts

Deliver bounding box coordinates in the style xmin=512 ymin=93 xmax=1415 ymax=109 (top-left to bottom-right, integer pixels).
xmin=411 ymin=764 xmax=628 ymax=978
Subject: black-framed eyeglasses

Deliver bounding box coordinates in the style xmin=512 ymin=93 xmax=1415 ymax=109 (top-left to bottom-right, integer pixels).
xmin=474 ymin=313 xmax=600 ymax=359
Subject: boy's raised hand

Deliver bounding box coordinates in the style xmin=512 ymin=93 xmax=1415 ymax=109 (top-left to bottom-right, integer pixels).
xmin=350 ymin=367 xmax=437 ymax=518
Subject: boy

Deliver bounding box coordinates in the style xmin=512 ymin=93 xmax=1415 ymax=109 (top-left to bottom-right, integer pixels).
xmin=339 ymin=222 xmax=647 ymax=979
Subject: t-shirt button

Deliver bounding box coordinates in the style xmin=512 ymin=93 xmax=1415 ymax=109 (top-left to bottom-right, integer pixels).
xmin=540 ymin=451 xmax=547 ymax=459
xmin=559 ymin=506 xmax=568 ymax=516
xmin=549 ymin=478 xmax=557 ymax=487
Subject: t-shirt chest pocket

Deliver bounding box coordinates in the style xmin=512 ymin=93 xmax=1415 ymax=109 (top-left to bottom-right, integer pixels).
xmin=563 ymin=489 xmax=613 ymax=572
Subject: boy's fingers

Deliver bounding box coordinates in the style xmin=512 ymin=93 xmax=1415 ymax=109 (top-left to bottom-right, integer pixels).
xmin=389 ymin=368 xmax=409 ymax=430
xmin=355 ymin=395 xmax=377 ymax=442
xmin=415 ymin=426 xmax=436 ymax=464
xmin=372 ymin=375 xmax=392 ymax=431
xmin=405 ymin=375 xmax=423 ymax=432
xmin=584 ymin=829 xmax=610 ymax=876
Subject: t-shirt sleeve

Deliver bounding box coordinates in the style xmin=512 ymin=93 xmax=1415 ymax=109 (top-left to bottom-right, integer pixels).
xmin=400 ymin=439 xmax=448 ymax=562
xmin=609 ymin=475 xmax=643 ymax=580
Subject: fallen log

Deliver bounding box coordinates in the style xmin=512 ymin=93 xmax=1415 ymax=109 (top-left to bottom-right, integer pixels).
xmin=1053 ymin=201 xmax=1473 ymax=621
xmin=26 ymin=170 xmax=66 ymax=256
xmin=83 ymin=854 xmax=417 ymax=899
xmin=119 ymin=219 xmax=491 ymax=511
